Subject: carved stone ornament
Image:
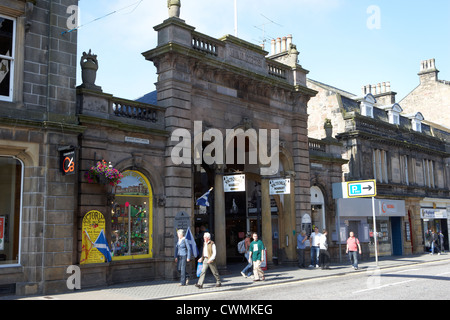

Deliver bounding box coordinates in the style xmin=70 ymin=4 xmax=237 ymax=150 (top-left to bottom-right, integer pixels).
xmin=78 ymin=49 xmax=102 ymax=91
xmin=168 ymin=0 xmax=181 ymax=18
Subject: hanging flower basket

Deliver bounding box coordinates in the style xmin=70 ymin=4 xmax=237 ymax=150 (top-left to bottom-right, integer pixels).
xmin=85 ymin=160 xmax=123 ymax=186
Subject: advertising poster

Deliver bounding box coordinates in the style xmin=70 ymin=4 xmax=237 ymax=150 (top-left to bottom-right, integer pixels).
xmin=0 ymin=217 xmax=4 ymax=251
xmin=80 ymin=210 xmax=106 ymax=264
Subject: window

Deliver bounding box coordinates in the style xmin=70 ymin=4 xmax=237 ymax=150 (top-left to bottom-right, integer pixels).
xmin=373 ymin=149 xmax=388 ymax=183
xmin=0 ymin=157 xmax=22 ymax=265
xmin=0 ymin=15 xmax=15 ymax=101
xmin=360 ymin=94 xmax=376 ymax=118
xmin=111 ymin=171 xmax=153 ymax=259
xmin=400 ymin=155 xmax=409 ymax=185
xmin=423 ymin=159 xmax=435 ymax=188
xmin=408 ymin=112 xmax=424 ymax=133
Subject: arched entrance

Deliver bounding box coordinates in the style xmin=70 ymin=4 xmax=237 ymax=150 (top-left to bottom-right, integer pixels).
xmin=310 ymin=186 xmax=326 ymax=231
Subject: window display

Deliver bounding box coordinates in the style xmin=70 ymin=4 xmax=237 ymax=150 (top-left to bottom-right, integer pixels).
xmin=111 ymin=171 xmax=152 ymax=259
xmin=0 ymin=157 xmax=22 ymax=265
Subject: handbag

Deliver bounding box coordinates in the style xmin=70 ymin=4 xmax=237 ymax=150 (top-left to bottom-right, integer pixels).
xmin=196 ymin=262 xmax=203 ymax=277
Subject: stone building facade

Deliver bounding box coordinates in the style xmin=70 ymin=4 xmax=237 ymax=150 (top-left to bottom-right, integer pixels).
xmin=400 ymin=59 xmax=450 ymax=129
xmin=142 ymin=17 xmax=316 ymax=271
xmin=307 ymin=77 xmax=450 ymax=259
xmin=0 ymin=2 xmax=319 ymax=295
xmin=0 ymin=0 xmax=81 ymax=295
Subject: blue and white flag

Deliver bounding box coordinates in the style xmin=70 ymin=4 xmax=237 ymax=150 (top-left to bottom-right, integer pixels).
xmin=185 ymin=227 xmax=199 ymax=258
xmin=94 ymin=229 xmax=112 ymax=262
xmin=196 ymin=188 xmax=212 ymax=207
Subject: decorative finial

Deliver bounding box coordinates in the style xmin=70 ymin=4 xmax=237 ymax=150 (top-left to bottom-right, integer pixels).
xmin=78 ymin=49 xmax=102 ymax=92
xmin=168 ymin=0 xmax=181 ymax=18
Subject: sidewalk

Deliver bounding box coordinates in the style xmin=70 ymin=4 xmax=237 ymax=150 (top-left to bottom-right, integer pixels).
xmin=9 ymin=253 xmax=450 ymax=300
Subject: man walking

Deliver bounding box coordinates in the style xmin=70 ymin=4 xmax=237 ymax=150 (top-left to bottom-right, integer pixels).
xmin=346 ymin=231 xmax=362 ymax=270
xmin=196 ymin=232 xmax=221 ymax=289
xmin=309 ymin=227 xmax=322 ymax=268
xmin=248 ymin=232 xmax=265 ymax=281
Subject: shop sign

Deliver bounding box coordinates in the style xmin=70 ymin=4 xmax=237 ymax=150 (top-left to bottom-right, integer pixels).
xmin=223 ymin=174 xmax=245 ymax=192
xmin=59 ymin=147 xmax=76 ymax=176
xmin=0 ymin=216 xmax=4 ymax=250
xmin=269 ymin=178 xmax=291 ymax=195
xmin=380 ymin=201 xmax=400 ymax=215
xmin=81 ymin=210 xmax=106 ymax=264
xmin=174 ymin=211 xmax=191 ymax=231
xmin=421 ymin=209 xmax=447 ymax=219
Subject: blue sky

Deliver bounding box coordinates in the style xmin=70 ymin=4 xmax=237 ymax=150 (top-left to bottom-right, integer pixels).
xmin=76 ymin=0 xmax=450 ymax=103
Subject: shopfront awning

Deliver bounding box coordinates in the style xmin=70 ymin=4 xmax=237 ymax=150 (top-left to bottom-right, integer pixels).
xmin=337 ymin=198 xmax=406 ymax=217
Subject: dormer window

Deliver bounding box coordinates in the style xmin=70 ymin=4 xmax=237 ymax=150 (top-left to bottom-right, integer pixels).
xmin=380 ymin=103 xmax=403 ymax=125
xmin=406 ymin=112 xmax=424 ymax=132
xmin=360 ymin=94 xmax=376 ymax=118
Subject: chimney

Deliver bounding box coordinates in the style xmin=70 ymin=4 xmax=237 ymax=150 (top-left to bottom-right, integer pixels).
xmin=276 ymin=37 xmax=281 ymax=54
xmin=418 ymin=58 xmax=439 ymax=84
xmin=271 ymin=39 xmax=276 ymax=55
xmin=362 ymin=81 xmax=397 ymax=104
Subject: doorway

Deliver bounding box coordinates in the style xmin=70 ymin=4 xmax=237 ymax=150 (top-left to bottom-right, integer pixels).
xmin=391 ymin=217 xmax=403 ymax=256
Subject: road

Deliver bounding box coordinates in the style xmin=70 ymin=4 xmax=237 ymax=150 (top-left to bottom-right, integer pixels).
xmin=169 ymin=259 xmax=450 ymax=300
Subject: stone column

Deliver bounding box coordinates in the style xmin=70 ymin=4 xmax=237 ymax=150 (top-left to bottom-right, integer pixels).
xmin=214 ymin=166 xmax=227 ymax=269
xmin=261 ymin=177 xmax=272 ymax=264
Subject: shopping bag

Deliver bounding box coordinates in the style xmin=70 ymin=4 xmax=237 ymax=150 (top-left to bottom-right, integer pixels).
xmin=196 ymin=262 xmax=203 ymax=277
xmin=261 ymin=249 xmax=267 ymax=271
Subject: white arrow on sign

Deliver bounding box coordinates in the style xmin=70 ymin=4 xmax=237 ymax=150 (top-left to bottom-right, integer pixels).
xmin=347 ymin=180 xmax=377 ymax=198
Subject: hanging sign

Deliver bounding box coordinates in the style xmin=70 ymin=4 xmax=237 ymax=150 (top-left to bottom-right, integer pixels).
xmin=80 ymin=210 xmax=106 ymax=264
xmin=269 ymin=178 xmax=291 ymax=195
xmin=223 ymin=174 xmax=246 ymax=192
xmin=59 ymin=147 xmax=76 ymax=176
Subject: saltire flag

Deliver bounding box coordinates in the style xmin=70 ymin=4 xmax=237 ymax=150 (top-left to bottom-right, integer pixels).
xmin=94 ymin=229 xmax=112 ymax=262
xmin=185 ymin=227 xmax=199 ymax=258
xmin=196 ymin=187 xmax=213 ymax=207
xmin=80 ymin=229 xmax=94 ymax=264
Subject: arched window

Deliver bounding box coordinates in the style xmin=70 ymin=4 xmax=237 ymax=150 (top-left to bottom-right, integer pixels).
xmin=0 ymin=156 xmax=23 ymax=265
xmin=111 ymin=171 xmax=153 ymax=259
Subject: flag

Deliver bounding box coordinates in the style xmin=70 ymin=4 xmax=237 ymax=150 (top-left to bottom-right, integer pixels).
xmin=185 ymin=227 xmax=199 ymax=258
xmin=80 ymin=229 xmax=94 ymax=264
xmin=196 ymin=188 xmax=212 ymax=207
xmin=94 ymin=229 xmax=112 ymax=262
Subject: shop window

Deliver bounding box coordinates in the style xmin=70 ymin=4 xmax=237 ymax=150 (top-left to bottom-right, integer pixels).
xmin=0 ymin=157 xmax=22 ymax=265
xmin=111 ymin=171 xmax=153 ymax=259
xmin=0 ymin=15 xmax=15 ymax=101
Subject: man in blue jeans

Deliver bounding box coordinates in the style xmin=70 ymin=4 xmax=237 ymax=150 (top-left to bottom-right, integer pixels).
xmin=309 ymin=227 xmax=321 ymax=268
xmin=346 ymin=231 xmax=362 ymax=270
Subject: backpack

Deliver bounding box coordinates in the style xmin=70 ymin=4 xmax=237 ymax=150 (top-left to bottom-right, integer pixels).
xmin=237 ymin=239 xmax=246 ymax=254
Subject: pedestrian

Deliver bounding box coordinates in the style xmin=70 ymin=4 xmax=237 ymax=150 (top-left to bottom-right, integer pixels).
xmin=297 ymin=230 xmax=307 ymax=268
xmin=195 ymin=232 xmax=221 ymax=289
xmin=438 ymin=231 xmax=445 ymax=253
xmin=346 ymin=231 xmax=361 ymax=270
xmin=319 ymin=229 xmax=330 ymax=269
xmin=240 ymin=232 xmax=253 ymax=278
xmin=248 ymin=232 xmax=265 ymax=281
xmin=430 ymin=230 xmax=441 ymax=255
xmin=309 ymin=227 xmax=322 ymax=268
xmin=174 ymin=229 xmax=191 ymax=286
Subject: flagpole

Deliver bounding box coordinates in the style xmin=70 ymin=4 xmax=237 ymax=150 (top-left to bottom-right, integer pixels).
xmin=234 ymin=0 xmax=238 ymax=37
